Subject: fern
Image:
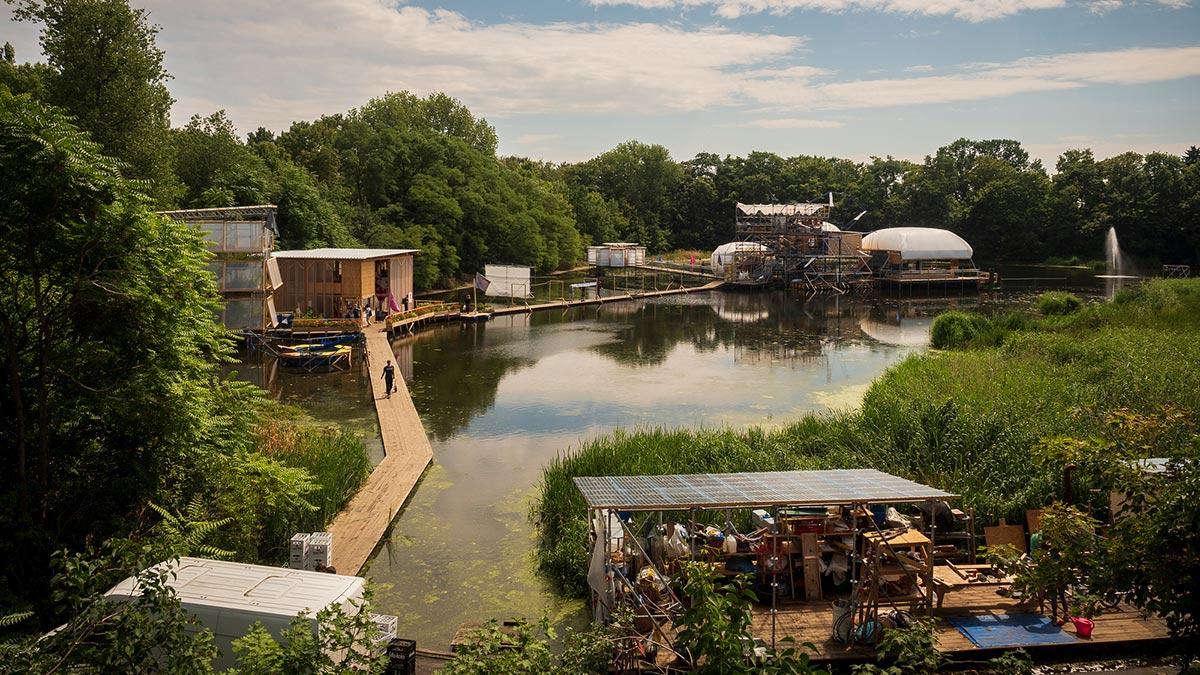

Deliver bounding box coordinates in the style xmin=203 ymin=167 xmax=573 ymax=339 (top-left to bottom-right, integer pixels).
xmin=150 ymin=498 xmax=235 ymax=560
xmin=0 ymin=611 xmax=32 ymax=628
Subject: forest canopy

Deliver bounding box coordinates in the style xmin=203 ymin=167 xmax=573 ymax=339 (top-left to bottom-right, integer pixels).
xmin=3 ymin=2 xmax=1198 ymax=292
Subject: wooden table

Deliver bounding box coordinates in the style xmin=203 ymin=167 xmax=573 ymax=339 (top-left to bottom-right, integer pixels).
xmin=930 ymin=563 xmax=1012 ymax=608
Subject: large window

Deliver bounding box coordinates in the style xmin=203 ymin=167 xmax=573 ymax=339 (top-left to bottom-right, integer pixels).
xmin=223 ymin=261 xmax=263 ymax=291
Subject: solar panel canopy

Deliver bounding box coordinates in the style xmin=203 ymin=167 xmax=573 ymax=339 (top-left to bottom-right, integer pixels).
xmin=573 ymin=469 xmax=955 ymax=510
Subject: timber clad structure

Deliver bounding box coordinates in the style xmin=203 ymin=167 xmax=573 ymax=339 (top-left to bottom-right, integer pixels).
xmin=273 ymin=248 xmax=417 ymax=318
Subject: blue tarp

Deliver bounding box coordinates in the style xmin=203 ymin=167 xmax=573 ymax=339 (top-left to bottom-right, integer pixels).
xmin=947 ymin=613 xmax=1079 ymax=648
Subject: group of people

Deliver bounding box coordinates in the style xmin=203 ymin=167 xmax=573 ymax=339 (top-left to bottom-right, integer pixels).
xmin=344 ymin=301 xmax=377 ymax=325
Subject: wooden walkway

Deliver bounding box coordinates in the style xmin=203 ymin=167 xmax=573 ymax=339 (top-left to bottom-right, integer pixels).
xmin=490 ymin=280 xmax=724 ymax=316
xmin=326 ymin=323 xmax=433 ymax=574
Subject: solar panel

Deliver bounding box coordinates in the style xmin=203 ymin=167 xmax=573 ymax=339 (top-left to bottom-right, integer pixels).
xmin=573 ymin=469 xmax=955 ymax=510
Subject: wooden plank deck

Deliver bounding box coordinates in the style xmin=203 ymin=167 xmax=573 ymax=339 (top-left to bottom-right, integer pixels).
xmin=490 ymin=280 xmax=724 ymax=316
xmin=325 ymin=323 xmax=433 ymax=574
xmin=746 ymin=584 xmax=1171 ymax=664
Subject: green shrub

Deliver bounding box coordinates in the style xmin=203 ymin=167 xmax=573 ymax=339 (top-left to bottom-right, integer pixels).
xmin=1036 ymin=291 xmax=1083 ymax=316
xmin=929 ymin=311 xmax=978 ymax=348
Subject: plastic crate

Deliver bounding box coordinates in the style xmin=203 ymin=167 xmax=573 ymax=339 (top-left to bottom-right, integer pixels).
xmin=385 ymin=638 xmax=416 ymax=675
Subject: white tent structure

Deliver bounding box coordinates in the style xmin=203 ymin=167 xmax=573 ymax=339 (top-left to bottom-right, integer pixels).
xmin=861 ymin=227 xmax=973 ymax=260
xmin=711 ymin=241 xmax=770 ymax=276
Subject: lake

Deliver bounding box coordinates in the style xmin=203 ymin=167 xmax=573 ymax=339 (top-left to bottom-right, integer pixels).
xmin=235 ymin=271 xmax=1113 ymax=649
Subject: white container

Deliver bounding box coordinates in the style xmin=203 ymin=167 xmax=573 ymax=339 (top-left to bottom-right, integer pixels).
xmin=289 ymin=533 xmax=310 ymax=570
xmin=105 ymin=557 xmax=366 ymax=669
xmin=307 ymin=532 xmax=333 ymax=569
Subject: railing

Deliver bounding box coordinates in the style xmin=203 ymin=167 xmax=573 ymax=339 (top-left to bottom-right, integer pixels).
xmin=385 ymin=302 xmax=457 ymax=329
xmin=292 ymin=317 xmax=361 ymax=332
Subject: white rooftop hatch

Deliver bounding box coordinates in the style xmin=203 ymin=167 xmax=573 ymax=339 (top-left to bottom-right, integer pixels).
xmin=272 ymin=248 xmax=418 ymax=260
xmin=861 ymin=227 xmax=974 ymax=261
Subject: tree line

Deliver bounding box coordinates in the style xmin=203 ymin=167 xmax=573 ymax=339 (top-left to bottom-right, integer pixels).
xmin=4 ymin=2 xmax=1198 ymax=291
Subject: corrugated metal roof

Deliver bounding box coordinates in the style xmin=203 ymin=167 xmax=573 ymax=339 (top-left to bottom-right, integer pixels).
xmin=573 ymin=469 xmax=955 ymax=510
xmin=272 ymin=248 xmax=418 ymax=260
xmin=104 ymin=557 xmax=364 ymax=618
xmin=159 ymin=205 xmax=277 ymax=220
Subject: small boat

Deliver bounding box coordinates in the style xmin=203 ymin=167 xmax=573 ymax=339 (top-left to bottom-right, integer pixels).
xmin=278 ymin=345 xmax=353 ymax=370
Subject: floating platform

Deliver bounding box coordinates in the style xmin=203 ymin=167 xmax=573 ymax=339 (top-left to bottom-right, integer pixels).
xmin=740 ymin=584 xmax=1170 ymax=666
xmin=325 ymin=324 xmax=433 ymax=574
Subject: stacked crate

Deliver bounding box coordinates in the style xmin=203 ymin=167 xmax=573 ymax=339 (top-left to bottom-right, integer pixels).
xmin=289 ymin=533 xmax=311 ymax=570
xmin=370 ymin=613 xmax=398 ymax=656
xmin=308 ymin=532 xmax=333 ymax=569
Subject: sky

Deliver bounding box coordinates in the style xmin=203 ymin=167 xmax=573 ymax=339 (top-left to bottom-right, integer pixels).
xmin=3 ymin=0 xmax=1198 ymax=166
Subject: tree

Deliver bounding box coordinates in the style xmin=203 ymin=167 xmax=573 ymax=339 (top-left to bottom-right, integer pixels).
xmin=1103 ymin=456 xmax=1200 ymax=666
xmin=13 ymin=0 xmax=179 ymax=203
xmin=0 ymin=89 xmax=250 ymax=613
xmin=0 ymin=42 xmax=52 ymax=100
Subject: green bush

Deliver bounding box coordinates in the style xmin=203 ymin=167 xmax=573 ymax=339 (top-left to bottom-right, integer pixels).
xmin=534 ymin=279 xmax=1200 ymax=597
xmin=929 ymin=311 xmax=979 ymax=348
xmin=1036 ymin=291 xmax=1083 ymax=316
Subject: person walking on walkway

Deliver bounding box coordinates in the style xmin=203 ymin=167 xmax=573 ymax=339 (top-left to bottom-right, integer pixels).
xmin=381 ymin=359 xmax=395 ymax=398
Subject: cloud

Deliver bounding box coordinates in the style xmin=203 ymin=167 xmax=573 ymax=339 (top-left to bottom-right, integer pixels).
xmin=6 ymin=2 xmax=1197 ymax=138
xmin=741 ymin=118 xmax=845 ymax=128
xmin=745 ymin=45 xmax=1200 ymax=110
xmin=588 ymin=0 xmax=1190 ymax=21
xmin=513 ymin=133 xmax=562 ymax=145
xmin=904 ymin=64 xmax=934 ymax=72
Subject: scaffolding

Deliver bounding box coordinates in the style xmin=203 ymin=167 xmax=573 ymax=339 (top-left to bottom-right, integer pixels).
xmin=730 ymin=202 xmax=871 ymax=294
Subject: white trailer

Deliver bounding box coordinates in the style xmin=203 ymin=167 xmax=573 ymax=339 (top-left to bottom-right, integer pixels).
xmin=105 ymin=557 xmax=368 ymax=668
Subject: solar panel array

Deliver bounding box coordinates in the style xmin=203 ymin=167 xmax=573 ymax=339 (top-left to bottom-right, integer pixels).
xmin=573 ymin=469 xmax=955 ymax=510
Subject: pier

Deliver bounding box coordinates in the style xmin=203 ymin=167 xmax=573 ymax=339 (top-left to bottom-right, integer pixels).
xmin=326 ymin=323 xmax=434 ymax=574
xmin=490 ymin=279 xmax=724 ymax=316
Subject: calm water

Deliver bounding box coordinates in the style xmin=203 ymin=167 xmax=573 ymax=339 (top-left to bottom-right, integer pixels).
xmin=236 ymin=269 xmax=1114 ymax=649
xmin=365 ymin=289 xmax=997 ymax=648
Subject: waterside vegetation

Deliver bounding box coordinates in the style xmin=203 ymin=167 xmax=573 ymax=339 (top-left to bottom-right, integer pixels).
xmin=534 ymin=280 xmax=1200 ymax=642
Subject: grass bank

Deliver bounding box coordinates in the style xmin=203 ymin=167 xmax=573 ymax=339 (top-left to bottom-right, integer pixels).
xmin=534 ymin=279 xmax=1200 ymax=597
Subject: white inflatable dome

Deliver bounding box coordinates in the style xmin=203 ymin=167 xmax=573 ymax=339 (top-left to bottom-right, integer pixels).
xmin=711 ymin=241 xmax=770 ymax=275
xmin=861 ymin=227 xmax=973 ymax=261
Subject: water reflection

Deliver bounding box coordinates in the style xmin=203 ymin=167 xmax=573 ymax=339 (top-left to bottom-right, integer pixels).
xmin=370 ymin=290 xmax=992 ymax=649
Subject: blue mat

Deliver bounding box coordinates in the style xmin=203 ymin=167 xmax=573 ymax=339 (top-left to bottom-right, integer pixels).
xmin=947 ymin=613 xmax=1079 ymax=648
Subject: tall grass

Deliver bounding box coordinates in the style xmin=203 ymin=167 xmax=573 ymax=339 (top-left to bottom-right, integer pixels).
xmin=534 ymin=279 xmax=1200 ymax=596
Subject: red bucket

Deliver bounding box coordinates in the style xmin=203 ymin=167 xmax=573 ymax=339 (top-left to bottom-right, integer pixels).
xmin=1070 ymin=616 xmax=1095 ymax=638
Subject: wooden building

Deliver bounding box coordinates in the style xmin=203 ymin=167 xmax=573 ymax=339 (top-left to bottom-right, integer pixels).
xmin=273 ymin=248 xmax=418 ymax=318
xmin=160 ymin=205 xmax=281 ymax=331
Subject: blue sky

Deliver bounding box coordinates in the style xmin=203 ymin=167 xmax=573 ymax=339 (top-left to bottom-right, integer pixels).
xmin=3 ymin=0 xmax=1198 ymax=166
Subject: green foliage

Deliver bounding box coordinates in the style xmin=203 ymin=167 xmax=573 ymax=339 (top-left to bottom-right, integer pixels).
xmin=989 ymin=503 xmax=1098 ymax=621
xmin=1101 ymin=456 xmax=1200 ymax=663
xmin=0 ymin=88 xmax=247 ymax=613
xmin=536 ymin=280 xmax=1200 ymax=596
xmin=1036 ymin=291 xmax=1083 ymax=316
xmin=150 ymin=498 xmax=235 ymax=560
xmin=227 ymin=593 xmax=384 ymax=675
xmin=929 ymin=311 xmax=978 ymax=348
xmin=852 ymin=619 xmax=944 ymax=674
xmin=987 ymin=649 xmax=1033 ymax=675
xmin=675 ymin=562 xmax=758 ymax=673
xmin=441 ymin=617 xmax=557 ymax=675
xmin=14 ymin=0 xmax=180 ymax=203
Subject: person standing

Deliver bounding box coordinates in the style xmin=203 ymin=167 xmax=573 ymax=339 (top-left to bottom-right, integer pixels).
xmin=381 ymin=359 xmax=395 ymax=398
xmin=364 ymin=304 xmax=373 ymax=326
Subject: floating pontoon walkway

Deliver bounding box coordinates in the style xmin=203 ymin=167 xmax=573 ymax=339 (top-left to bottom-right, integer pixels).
xmin=326 ymin=323 xmax=433 ymax=574
xmin=490 ymin=279 xmax=724 ymax=316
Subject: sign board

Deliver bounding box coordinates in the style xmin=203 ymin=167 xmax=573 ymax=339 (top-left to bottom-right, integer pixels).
xmin=483 ymin=264 xmax=532 ymax=298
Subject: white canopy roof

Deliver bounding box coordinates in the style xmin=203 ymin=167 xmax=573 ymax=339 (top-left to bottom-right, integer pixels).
xmin=861 ymin=227 xmax=973 ymax=260
xmin=736 ymin=202 xmax=827 ymax=217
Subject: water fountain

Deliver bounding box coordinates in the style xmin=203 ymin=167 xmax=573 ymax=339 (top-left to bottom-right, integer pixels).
xmin=1097 ymin=227 xmax=1138 ymax=298
xmin=1105 ymin=227 xmax=1123 ymax=278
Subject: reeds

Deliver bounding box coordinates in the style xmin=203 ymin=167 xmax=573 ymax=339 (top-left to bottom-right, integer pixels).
xmin=534 ymin=279 xmax=1200 ymax=596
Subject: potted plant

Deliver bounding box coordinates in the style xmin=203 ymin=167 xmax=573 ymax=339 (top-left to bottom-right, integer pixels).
xmin=987 ymin=503 xmax=1099 ymax=624
xmin=1068 ymin=594 xmax=1100 ymax=638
